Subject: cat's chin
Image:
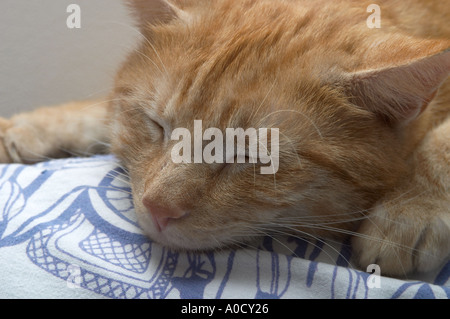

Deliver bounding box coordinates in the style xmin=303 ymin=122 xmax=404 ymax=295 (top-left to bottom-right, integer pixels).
xmin=146 ymin=230 xmax=218 ymax=251
xmin=144 ymin=230 xmax=239 ymax=252
xmin=148 ymin=232 xmax=260 ymax=253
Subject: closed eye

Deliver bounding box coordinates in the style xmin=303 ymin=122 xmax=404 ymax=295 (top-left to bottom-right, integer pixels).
xmin=221 ymin=150 xmax=256 ymax=171
xmin=220 ymin=153 xmax=258 ymax=175
xmin=227 ymin=149 xmax=257 ymax=164
xmin=145 ymin=117 xmax=165 ymax=142
xmin=143 ymin=108 xmax=170 ymax=143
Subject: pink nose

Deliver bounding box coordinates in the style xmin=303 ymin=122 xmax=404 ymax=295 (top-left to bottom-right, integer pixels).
xmin=142 ymin=198 xmax=188 ymax=232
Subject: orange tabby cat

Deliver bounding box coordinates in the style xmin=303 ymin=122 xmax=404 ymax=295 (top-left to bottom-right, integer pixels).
xmin=0 ymin=0 xmax=449 ymax=277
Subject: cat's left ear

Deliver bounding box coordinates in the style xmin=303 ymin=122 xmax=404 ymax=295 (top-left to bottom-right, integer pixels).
xmin=340 ymin=49 xmax=450 ymax=125
xmin=125 ymin=0 xmax=191 ymax=28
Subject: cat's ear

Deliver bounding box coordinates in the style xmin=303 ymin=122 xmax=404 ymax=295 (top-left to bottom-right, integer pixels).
xmin=341 ymin=49 xmax=450 ymax=125
xmin=125 ymin=0 xmax=189 ymax=28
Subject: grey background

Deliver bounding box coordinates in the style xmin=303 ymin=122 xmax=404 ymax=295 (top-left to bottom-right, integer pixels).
xmin=0 ymin=0 xmax=139 ymax=117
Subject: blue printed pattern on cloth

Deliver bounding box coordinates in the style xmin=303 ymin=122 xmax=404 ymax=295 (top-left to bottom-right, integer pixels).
xmin=0 ymin=156 xmax=448 ymax=299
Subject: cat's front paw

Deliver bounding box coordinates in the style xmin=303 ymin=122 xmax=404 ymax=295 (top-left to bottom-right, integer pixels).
xmin=2 ymin=123 xmax=53 ymax=164
xmin=0 ymin=116 xmax=53 ymax=164
xmin=352 ymin=199 xmax=450 ymax=277
xmin=0 ymin=117 xmax=13 ymax=163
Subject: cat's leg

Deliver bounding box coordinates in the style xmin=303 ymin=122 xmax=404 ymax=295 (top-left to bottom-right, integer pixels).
xmin=353 ymin=119 xmax=450 ymax=277
xmin=0 ymin=99 xmax=111 ymax=164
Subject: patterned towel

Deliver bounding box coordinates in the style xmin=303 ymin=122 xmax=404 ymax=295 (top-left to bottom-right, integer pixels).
xmin=0 ymin=156 xmax=448 ymax=299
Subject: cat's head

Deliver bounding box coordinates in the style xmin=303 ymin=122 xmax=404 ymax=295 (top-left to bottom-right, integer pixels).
xmin=110 ymin=0 xmax=450 ymax=250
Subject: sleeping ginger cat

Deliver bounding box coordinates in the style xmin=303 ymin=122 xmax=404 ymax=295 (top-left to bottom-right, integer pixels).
xmin=0 ymin=0 xmax=449 ymax=277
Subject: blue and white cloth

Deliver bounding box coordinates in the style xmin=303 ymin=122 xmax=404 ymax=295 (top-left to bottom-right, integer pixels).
xmin=0 ymin=156 xmax=448 ymax=299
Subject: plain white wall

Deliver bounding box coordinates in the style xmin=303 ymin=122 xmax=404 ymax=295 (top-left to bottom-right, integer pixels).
xmin=0 ymin=0 xmax=140 ymax=117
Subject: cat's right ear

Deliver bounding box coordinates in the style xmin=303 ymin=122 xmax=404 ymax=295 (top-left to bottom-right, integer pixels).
xmin=337 ymin=48 xmax=450 ymax=126
xmin=125 ymin=0 xmax=189 ymax=29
